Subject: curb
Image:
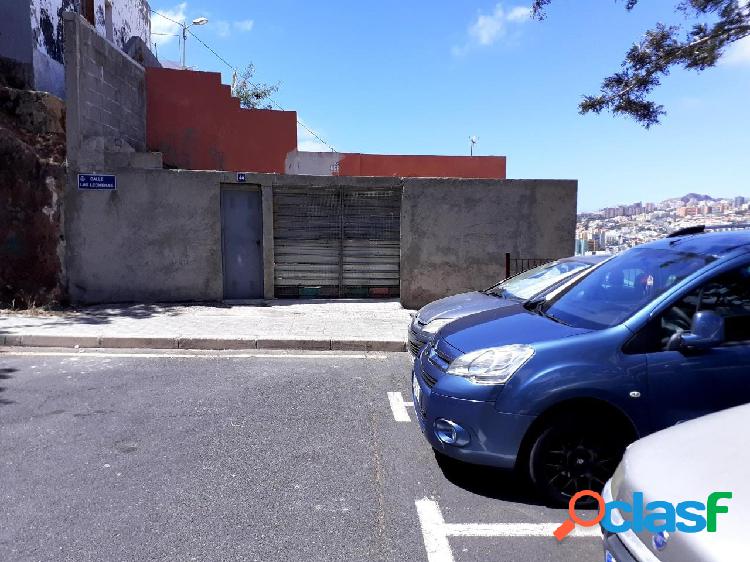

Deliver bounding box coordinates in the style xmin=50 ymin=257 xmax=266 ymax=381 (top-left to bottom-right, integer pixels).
xmin=0 ymin=334 xmax=407 ymax=353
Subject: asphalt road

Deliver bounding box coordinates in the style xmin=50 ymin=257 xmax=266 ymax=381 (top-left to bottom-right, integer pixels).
xmin=0 ymin=349 xmax=602 ymax=561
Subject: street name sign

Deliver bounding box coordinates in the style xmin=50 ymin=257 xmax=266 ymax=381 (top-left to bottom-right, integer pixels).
xmin=78 ymin=174 xmax=117 ymax=190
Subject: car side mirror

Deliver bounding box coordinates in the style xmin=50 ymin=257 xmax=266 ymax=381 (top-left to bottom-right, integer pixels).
xmin=679 ymin=310 xmax=725 ymax=350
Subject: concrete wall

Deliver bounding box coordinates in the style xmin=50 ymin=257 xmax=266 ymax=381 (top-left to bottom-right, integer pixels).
xmin=340 ymin=153 xmax=506 ymax=179
xmin=286 ymin=150 xmax=507 ymax=179
xmin=64 ymin=12 xmax=146 ymax=168
xmin=146 ymin=68 xmax=298 ymax=173
xmin=400 ymin=179 xmax=578 ymax=309
xmin=65 ymin=169 xmax=577 ymax=307
xmin=65 ymin=168 xmax=225 ymax=304
xmin=64 ymin=169 xmax=284 ymax=304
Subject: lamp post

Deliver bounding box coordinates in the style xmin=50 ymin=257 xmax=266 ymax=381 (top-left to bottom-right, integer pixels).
xmin=181 ymin=17 xmax=208 ymax=68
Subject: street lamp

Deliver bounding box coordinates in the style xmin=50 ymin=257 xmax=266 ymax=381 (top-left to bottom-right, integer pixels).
xmin=181 ymin=17 xmax=208 ymax=68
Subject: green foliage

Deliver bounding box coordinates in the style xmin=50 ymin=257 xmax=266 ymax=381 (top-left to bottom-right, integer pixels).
xmin=532 ymin=0 xmax=750 ymax=127
xmin=233 ymin=64 xmax=280 ymax=110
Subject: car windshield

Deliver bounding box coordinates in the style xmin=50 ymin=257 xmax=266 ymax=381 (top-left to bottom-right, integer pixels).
xmin=540 ymin=247 xmax=717 ymax=330
xmin=487 ymin=260 xmax=592 ymax=301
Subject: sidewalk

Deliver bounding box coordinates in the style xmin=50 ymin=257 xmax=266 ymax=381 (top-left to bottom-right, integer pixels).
xmin=0 ymin=300 xmax=414 ymax=352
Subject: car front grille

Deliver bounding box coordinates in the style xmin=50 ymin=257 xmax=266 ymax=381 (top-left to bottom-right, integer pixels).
xmin=421 ymin=363 xmax=437 ymax=388
xmin=409 ymin=340 xmax=421 ymax=356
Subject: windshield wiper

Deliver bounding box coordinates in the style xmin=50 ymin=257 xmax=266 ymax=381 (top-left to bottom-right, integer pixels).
xmin=539 ymin=310 xmax=569 ymax=325
xmin=523 ymin=297 xmax=545 ymax=310
xmin=524 ymin=298 xmax=570 ymax=325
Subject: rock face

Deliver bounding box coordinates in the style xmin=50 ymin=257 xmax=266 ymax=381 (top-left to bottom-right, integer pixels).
xmin=0 ymin=86 xmax=66 ymax=308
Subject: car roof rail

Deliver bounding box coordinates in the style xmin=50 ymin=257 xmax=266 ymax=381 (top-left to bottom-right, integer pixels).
xmin=667 ymin=223 xmax=750 ymax=238
xmin=704 ymin=223 xmax=750 ymax=232
xmin=667 ymin=225 xmax=705 ymax=238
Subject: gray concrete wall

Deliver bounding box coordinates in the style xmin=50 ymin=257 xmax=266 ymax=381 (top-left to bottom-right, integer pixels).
xmin=65 ymin=170 xmax=281 ymax=304
xmin=32 ymin=49 xmax=65 ymax=98
xmin=400 ymin=179 xmax=578 ymax=309
xmin=65 ymin=169 xmax=577 ymax=306
xmin=64 ymin=12 xmax=146 ymax=169
xmin=285 ymin=150 xmax=341 ymax=176
xmin=65 ymin=168 xmax=224 ymax=304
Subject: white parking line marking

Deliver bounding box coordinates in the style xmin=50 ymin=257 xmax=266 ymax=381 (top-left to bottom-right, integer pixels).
xmin=388 ymin=392 xmax=412 ymax=422
xmin=416 ymin=498 xmax=454 ymax=562
xmin=415 ymin=498 xmax=599 ymax=562
xmin=1 ymin=351 xmax=386 ymax=360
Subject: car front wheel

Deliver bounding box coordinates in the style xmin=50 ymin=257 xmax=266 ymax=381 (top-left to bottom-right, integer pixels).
xmin=528 ymin=415 xmax=627 ymax=507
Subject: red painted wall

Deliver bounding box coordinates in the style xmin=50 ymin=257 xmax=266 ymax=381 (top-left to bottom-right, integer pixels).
xmin=146 ymin=68 xmax=297 ymax=173
xmin=338 ymin=153 xmax=506 ymax=179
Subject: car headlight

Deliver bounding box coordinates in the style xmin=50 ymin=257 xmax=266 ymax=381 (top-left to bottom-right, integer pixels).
xmin=422 ymin=318 xmax=454 ymax=335
xmin=446 ymin=344 xmax=534 ymax=385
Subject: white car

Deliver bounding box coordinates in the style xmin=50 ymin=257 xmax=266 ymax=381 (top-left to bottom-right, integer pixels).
xmin=602 ymin=404 xmax=750 ymax=561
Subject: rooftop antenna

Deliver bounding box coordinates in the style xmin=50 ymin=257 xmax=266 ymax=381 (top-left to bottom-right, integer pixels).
xmin=470 ymin=136 xmax=478 ymax=156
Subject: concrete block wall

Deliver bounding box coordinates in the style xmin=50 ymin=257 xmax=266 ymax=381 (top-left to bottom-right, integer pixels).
xmin=64 ymin=12 xmax=146 ymax=168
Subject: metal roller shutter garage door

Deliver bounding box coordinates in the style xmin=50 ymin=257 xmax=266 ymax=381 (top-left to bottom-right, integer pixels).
xmin=274 ymin=185 xmax=401 ymax=298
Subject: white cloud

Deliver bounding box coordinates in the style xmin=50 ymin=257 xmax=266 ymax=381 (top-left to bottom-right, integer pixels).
xmin=723 ymin=36 xmax=750 ymax=66
xmin=209 ymin=18 xmax=253 ymax=38
xmin=507 ymin=6 xmax=532 ymax=22
xmin=234 ymin=19 xmax=255 ymax=32
xmin=215 ymin=20 xmax=231 ymax=38
xmin=152 ymin=5 xmax=253 ymax=44
xmin=151 ymin=2 xmax=186 ymax=47
xmin=297 ymin=121 xmax=332 ymax=152
xmin=455 ymin=3 xmax=530 ymax=55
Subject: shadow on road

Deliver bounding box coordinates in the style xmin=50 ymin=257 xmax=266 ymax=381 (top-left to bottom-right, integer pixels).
xmin=0 ymin=366 xmax=17 ymax=406
xmin=434 ymin=450 xmax=546 ymax=506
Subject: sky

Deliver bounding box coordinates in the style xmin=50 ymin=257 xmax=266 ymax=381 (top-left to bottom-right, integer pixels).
xmin=149 ymin=0 xmax=750 ymax=212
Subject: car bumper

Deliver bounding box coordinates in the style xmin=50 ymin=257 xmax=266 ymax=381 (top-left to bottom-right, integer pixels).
xmin=603 ymin=532 xmax=639 ymax=562
xmin=601 ymin=480 xmax=658 ymax=562
xmin=412 ymin=361 xmax=533 ymax=469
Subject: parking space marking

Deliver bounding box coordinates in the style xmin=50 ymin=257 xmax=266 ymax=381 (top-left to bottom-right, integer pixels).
xmin=416 ymin=498 xmax=599 ymax=562
xmin=388 ymin=391 xmax=412 ymax=422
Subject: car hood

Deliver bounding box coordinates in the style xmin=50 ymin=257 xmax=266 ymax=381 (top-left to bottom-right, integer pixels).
xmin=438 ymin=304 xmax=591 ymax=353
xmin=417 ymin=291 xmax=516 ymax=324
xmin=611 ymin=404 xmax=750 ymax=562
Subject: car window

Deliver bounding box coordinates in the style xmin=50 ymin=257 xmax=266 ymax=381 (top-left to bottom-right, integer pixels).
xmin=658 ymin=263 xmax=750 ymax=347
xmin=542 ymin=247 xmax=716 ymax=330
xmin=487 ymin=260 xmax=591 ymax=300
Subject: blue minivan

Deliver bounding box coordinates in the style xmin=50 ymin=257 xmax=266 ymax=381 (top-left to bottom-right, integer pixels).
xmin=412 ymin=229 xmax=750 ymax=505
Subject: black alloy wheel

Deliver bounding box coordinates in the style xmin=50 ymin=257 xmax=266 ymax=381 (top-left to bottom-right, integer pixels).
xmin=529 ymin=416 xmax=628 ymax=507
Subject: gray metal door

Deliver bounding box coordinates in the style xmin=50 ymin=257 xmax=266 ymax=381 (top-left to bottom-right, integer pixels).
xmin=273 ymin=185 xmax=401 ymax=298
xmin=221 ymin=189 xmax=264 ymax=299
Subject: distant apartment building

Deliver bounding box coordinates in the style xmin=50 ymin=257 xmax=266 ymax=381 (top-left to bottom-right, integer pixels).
xmin=0 ymin=0 xmax=151 ymax=98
